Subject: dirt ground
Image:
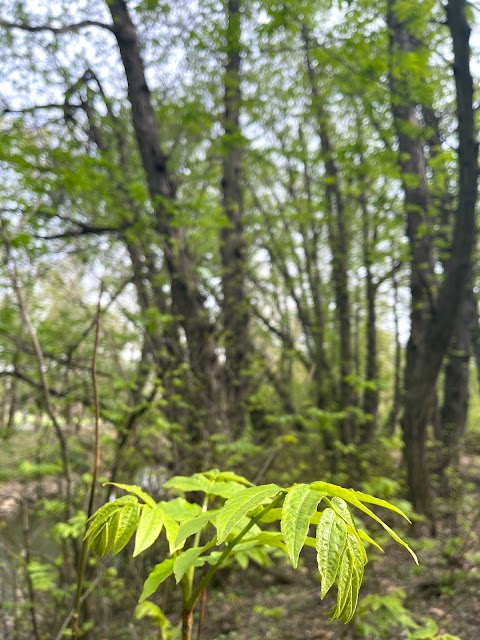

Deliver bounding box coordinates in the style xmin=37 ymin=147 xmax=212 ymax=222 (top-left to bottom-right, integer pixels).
xmin=199 ymin=535 xmax=480 ymax=640
xmin=192 ymin=455 xmax=480 ymax=640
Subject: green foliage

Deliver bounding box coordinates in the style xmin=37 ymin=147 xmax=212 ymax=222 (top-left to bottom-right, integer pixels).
xmin=27 ymin=560 xmax=57 ymax=592
xmin=86 ymin=470 xmax=416 ymax=625
xmin=354 ymin=589 xmax=461 ymax=640
xmin=135 ymin=601 xmax=178 ymax=640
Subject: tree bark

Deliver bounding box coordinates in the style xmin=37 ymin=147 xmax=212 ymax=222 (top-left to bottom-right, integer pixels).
xmin=438 ymin=285 xmax=470 ymax=475
xmin=385 ymin=266 xmax=402 ymax=437
xmin=303 ymin=27 xmax=354 ymax=443
xmin=221 ymin=0 xmax=250 ymax=438
xmin=388 ymin=0 xmax=478 ymax=516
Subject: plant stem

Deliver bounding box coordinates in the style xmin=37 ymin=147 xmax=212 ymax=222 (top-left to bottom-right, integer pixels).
xmin=72 ymin=285 xmax=103 ymax=640
xmin=186 ymin=491 xmax=285 ymax=612
xmin=182 ymin=610 xmax=193 ymax=640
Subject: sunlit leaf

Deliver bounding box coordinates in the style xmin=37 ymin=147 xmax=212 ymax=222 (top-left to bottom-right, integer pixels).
xmin=104 ymin=482 xmax=156 ymax=508
xmin=133 ymin=504 xmax=165 ymax=557
xmin=281 ymin=484 xmax=325 ymax=567
xmin=139 ymin=558 xmax=175 ymax=603
xmin=216 ymin=484 xmax=282 ymax=543
xmin=316 ymin=508 xmax=347 ymax=598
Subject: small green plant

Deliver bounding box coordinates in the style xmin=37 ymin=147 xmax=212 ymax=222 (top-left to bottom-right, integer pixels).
xmin=85 ymin=469 xmax=417 ymax=640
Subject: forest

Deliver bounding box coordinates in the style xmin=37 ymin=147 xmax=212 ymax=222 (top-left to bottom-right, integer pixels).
xmin=0 ymin=0 xmax=479 ymax=638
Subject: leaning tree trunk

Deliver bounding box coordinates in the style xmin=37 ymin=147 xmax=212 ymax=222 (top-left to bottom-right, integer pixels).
xmin=107 ymin=0 xmax=221 ymax=441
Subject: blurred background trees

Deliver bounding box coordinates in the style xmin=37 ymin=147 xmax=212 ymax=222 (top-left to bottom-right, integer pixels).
xmin=0 ymin=0 xmax=478 ymax=638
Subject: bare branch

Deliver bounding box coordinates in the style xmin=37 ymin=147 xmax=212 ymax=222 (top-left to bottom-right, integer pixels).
xmin=33 ymin=224 xmax=124 ymax=240
xmin=0 ymin=18 xmax=113 ymax=34
xmin=0 ymin=220 xmax=73 ymax=518
xmin=2 ymin=102 xmax=70 ymax=115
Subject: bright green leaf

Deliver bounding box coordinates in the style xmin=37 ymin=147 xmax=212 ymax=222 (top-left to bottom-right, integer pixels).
xmin=139 ymin=558 xmax=175 ymax=603
xmin=173 ymin=546 xmax=205 ymax=583
xmin=316 ymin=508 xmax=347 ymax=598
xmin=113 ymin=501 xmax=140 ymax=555
xmin=133 ymin=504 xmax=165 ymax=557
xmin=216 ymin=484 xmax=282 ymax=543
xmin=175 ymin=511 xmax=216 ymax=548
xmin=281 ymin=484 xmax=325 ymax=567
xmin=104 ymin=482 xmax=156 ymax=508
xmin=164 ymin=474 xmax=212 ymax=494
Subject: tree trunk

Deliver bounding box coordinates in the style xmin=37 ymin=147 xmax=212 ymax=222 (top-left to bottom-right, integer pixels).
xmin=221 ymin=0 xmax=250 ymax=438
xmin=385 ymin=265 xmax=402 ymax=437
xmin=107 ymin=0 xmax=221 ymax=441
xmin=303 ymin=27 xmax=354 ymax=443
xmin=358 ymin=135 xmax=379 ymax=444
xmin=388 ymin=0 xmax=478 ymax=516
xmin=438 ymin=286 xmax=471 ymax=474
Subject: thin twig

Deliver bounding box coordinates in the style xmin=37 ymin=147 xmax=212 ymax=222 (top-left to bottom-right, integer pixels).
xmin=54 ymin=573 xmax=104 ymax=640
xmin=88 ymin=283 xmax=103 ymax=519
xmin=22 ymin=500 xmax=41 ymax=640
xmin=0 ymin=221 xmax=73 ymax=517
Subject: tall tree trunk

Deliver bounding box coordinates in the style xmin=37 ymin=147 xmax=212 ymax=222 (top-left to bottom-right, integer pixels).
xmin=107 ymin=0 xmax=221 ymax=441
xmin=298 ymin=124 xmax=330 ymax=409
xmin=385 ymin=266 xmax=402 ymax=437
xmin=387 ymin=0 xmax=435 ymax=517
xmin=468 ymin=289 xmax=480 ymax=386
xmin=438 ymin=285 xmax=470 ymax=476
xmin=358 ymin=133 xmax=379 ymax=444
xmin=388 ymin=0 xmax=478 ymax=517
xmin=221 ymin=0 xmax=250 ymax=438
xmin=303 ymin=27 xmax=354 ymax=443
xmin=362 ymin=225 xmax=379 ymax=443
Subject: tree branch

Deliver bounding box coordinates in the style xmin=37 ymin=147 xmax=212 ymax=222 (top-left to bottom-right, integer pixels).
xmin=0 ymin=18 xmax=113 ymax=34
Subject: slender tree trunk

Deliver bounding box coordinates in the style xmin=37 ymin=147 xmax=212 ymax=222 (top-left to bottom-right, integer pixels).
xmin=385 ymin=267 xmax=402 ymax=437
xmin=358 ymin=136 xmax=379 ymax=443
xmin=388 ymin=1 xmax=436 ymax=517
xmin=298 ymin=125 xmax=330 ymax=409
xmin=221 ymin=0 xmax=250 ymax=438
xmin=22 ymin=501 xmax=41 ymax=640
xmin=468 ymin=289 xmax=480 ymax=386
xmin=303 ymin=27 xmax=354 ymax=443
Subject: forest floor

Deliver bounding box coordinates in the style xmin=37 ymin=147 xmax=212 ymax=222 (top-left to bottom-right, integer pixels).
xmin=200 ymin=541 xmax=479 ymax=640
xmin=200 ymin=455 xmax=480 ymax=640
